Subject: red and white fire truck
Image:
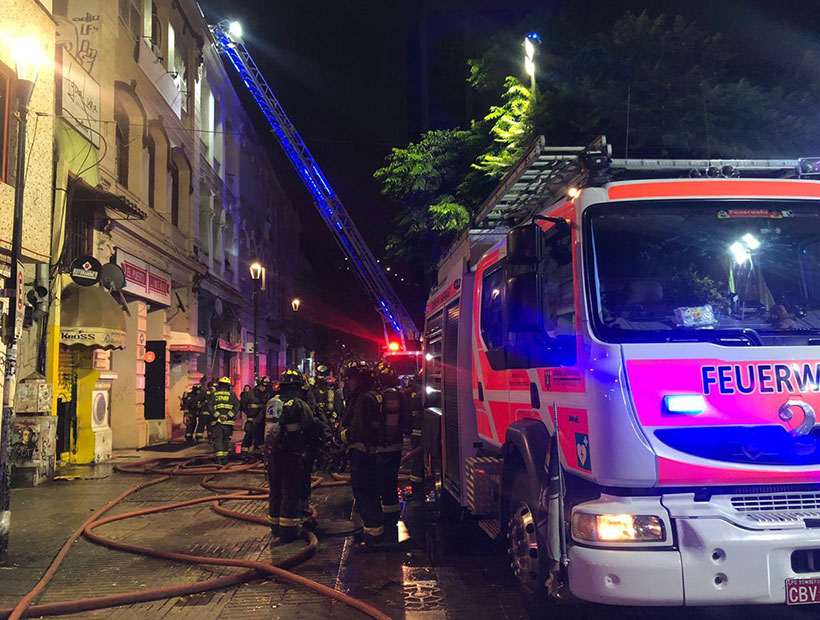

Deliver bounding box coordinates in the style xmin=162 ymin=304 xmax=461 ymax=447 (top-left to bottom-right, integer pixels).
xmin=422 ymin=136 xmax=820 ymax=610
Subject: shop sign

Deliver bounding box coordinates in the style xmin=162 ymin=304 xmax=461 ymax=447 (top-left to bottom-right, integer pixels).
xmin=115 ymin=249 xmax=171 ymax=306
xmin=60 ymin=326 xmax=126 ymax=349
xmin=70 ymin=255 xmax=101 ymax=286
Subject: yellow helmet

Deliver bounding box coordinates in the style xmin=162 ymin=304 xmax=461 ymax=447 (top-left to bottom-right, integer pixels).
xmin=219 ymin=376 xmax=231 ymax=385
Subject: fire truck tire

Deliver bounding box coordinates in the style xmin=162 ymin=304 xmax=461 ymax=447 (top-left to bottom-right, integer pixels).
xmin=507 ymin=467 xmax=556 ymax=618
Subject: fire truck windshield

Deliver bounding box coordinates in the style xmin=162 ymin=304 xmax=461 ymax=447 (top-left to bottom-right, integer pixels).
xmin=587 ymin=200 xmax=820 ymax=345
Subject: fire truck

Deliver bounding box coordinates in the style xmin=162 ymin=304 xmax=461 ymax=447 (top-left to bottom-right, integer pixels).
xmin=422 ymin=135 xmax=820 ymax=611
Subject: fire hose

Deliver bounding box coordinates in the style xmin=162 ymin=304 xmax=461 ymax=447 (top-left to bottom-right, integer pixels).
xmin=0 ymin=456 xmax=393 ymax=620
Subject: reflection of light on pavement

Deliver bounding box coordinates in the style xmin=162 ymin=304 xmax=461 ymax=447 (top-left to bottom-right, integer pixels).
xmin=398 ymin=519 xmax=411 ymax=543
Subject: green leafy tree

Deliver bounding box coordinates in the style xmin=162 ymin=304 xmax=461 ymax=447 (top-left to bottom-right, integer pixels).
xmin=374 ymin=128 xmax=486 ymax=279
xmin=474 ymin=77 xmax=535 ymax=177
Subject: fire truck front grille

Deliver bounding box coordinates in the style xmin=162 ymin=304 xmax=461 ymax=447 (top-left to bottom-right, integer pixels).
xmin=731 ymin=493 xmax=820 ymax=512
xmin=744 ymin=510 xmax=820 ymax=524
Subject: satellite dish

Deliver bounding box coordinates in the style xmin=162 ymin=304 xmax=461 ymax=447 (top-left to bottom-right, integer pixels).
xmin=100 ymin=263 xmax=126 ymax=292
xmin=214 ymin=298 xmax=223 ymax=315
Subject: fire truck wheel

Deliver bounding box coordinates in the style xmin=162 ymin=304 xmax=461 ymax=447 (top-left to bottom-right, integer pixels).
xmin=507 ymin=468 xmax=552 ymax=615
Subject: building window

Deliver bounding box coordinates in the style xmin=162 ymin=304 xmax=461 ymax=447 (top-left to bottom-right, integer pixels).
xmin=169 ymin=161 xmax=179 ymax=227
xmin=0 ymin=63 xmax=10 ymax=185
xmin=146 ymin=135 xmax=155 ymax=208
xmin=115 ymin=109 xmax=129 ymax=188
xmin=150 ymin=1 xmax=162 ymax=53
xmin=118 ymin=0 xmax=141 ymax=39
xmin=63 ymin=208 xmax=94 ymax=267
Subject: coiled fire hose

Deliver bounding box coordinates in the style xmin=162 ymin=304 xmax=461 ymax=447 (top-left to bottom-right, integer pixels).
xmin=1 ymin=456 xmax=393 ymax=620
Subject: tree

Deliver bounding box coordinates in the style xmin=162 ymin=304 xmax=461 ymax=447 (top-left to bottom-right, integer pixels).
xmin=374 ymin=128 xmax=486 ymax=280
xmin=377 ymin=8 xmax=820 ymax=280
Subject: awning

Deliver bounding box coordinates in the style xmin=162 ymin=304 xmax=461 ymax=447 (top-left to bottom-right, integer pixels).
xmin=169 ymin=331 xmax=206 ymax=353
xmin=60 ymin=284 xmax=127 ymax=350
xmin=71 ymin=179 xmax=148 ymax=220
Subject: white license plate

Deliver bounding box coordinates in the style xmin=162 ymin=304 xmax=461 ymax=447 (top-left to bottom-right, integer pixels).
xmin=786 ymin=578 xmax=820 ymax=605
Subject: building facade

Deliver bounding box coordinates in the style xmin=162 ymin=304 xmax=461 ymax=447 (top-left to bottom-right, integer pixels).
xmin=32 ymin=0 xmax=305 ymax=467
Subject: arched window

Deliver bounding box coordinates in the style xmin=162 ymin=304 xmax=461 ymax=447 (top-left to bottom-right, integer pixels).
xmin=169 ymin=160 xmax=179 ymax=227
xmin=115 ymin=107 xmax=129 ymax=187
xmin=145 ymin=135 xmax=156 ymax=208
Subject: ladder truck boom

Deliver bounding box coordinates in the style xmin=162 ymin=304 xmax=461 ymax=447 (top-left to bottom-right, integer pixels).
xmin=209 ymin=20 xmax=418 ymax=346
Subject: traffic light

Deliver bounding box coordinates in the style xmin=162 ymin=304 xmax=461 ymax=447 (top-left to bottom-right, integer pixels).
xmin=26 ymin=263 xmax=49 ymax=320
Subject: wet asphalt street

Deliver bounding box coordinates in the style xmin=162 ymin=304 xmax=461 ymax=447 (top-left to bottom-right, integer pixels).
xmin=2 ymin=456 xmax=820 ymax=620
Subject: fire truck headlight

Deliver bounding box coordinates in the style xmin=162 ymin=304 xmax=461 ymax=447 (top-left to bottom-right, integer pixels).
xmin=571 ymin=513 xmax=665 ymax=543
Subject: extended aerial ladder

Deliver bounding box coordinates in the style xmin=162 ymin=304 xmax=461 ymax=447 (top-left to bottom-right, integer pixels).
xmin=208 ymin=20 xmax=418 ymax=347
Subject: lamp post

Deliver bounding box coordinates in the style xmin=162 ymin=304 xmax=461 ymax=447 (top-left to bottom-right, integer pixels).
xmin=249 ymin=262 xmax=263 ymax=383
xmin=1 ymin=38 xmax=43 ymax=555
xmin=524 ymin=33 xmax=540 ymax=104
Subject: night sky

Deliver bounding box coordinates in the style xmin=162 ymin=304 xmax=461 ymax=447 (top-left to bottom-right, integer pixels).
xmin=199 ymin=0 xmax=820 ymax=353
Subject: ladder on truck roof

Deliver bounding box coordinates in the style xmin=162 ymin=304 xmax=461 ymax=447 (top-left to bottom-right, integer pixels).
xmin=472 ymin=135 xmax=814 ymax=230
xmin=209 ymin=21 xmax=419 ymax=347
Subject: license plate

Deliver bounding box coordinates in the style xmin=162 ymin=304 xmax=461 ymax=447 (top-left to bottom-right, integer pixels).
xmin=786 ymin=578 xmax=820 ymax=605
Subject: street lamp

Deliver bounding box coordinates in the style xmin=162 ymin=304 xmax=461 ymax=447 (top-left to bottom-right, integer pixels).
xmin=291 ymin=298 xmax=301 ymax=312
xmin=523 ymin=32 xmax=540 ymax=103
xmin=1 ymin=37 xmax=43 ymax=555
xmin=249 ymin=262 xmax=263 ymax=382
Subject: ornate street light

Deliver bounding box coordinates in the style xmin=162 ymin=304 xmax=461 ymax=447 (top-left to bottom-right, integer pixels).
xmin=249 ymin=262 xmax=264 ymax=382
xmin=1 ymin=36 xmax=44 ymax=554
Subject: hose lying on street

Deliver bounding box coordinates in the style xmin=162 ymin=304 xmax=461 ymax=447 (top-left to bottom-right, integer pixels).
xmin=0 ymin=455 xmax=393 ymax=620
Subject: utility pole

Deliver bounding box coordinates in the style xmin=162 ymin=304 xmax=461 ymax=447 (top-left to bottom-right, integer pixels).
xmin=1 ymin=38 xmax=42 ymax=554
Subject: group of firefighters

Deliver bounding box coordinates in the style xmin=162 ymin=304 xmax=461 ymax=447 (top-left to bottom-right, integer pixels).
xmin=179 ymin=360 xmax=424 ymax=548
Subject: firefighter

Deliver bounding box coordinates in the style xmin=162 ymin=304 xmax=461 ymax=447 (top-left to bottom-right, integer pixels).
xmin=240 ymin=380 xmax=268 ymax=454
xmin=405 ymin=370 xmax=424 ymax=502
xmin=373 ymin=361 xmax=410 ymax=542
xmin=311 ymin=364 xmax=344 ymax=425
xmin=341 ymin=360 xmax=384 ymax=547
xmin=264 ymin=369 xmax=319 ymax=542
xmin=193 ymin=379 xmax=212 ymax=442
xmin=182 ymin=384 xmax=200 ymax=442
xmin=211 ymin=377 xmax=239 ymax=465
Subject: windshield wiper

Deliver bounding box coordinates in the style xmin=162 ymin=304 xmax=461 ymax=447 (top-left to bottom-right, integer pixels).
xmin=665 ymin=328 xmax=763 ymax=346
xmin=606 ymin=326 xmax=764 ymax=346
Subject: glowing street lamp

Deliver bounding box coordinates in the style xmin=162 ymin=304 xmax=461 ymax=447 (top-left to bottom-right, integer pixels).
xmin=291 ymin=298 xmax=301 ymax=312
xmin=523 ymin=32 xmax=540 ymax=103
xmin=249 ymin=261 xmax=264 ymax=381
xmin=2 ymin=36 xmax=44 ymax=554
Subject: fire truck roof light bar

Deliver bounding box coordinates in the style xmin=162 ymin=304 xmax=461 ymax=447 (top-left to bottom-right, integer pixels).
xmin=209 ymin=20 xmax=418 ymax=345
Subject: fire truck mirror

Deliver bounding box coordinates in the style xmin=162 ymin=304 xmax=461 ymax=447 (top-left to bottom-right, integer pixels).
xmin=506 ymin=223 xmax=542 ymax=266
xmin=506 ymin=272 xmax=543 ymax=332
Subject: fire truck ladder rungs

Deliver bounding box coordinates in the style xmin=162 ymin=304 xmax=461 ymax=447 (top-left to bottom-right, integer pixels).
xmin=209 ymin=21 xmax=418 ymax=345
xmin=473 ymin=135 xmax=812 ymax=230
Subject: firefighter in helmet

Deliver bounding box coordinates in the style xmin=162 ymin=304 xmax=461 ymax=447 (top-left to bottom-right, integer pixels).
xmin=211 ymin=377 xmax=239 ymax=465
xmin=264 ymin=369 xmax=319 ymax=542
xmin=341 ymin=359 xmax=385 ymax=546
xmin=311 ymin=364 xmax=343 ymax=425
xmin=191 ymin=377 xmax=210 ymax=442
xmin=373 ymin=360 xmax=411 ymax=541
xmin=240 ymin=379 xmax=268 ymax=454
xmin=405 ymin=370 xmax=424 ymax=502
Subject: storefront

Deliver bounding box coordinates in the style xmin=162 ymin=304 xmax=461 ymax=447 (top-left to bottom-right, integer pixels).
xmin=56 ymin=283 xmax=126 ymax=465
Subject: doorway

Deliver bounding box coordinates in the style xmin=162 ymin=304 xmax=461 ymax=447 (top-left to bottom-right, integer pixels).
xmin=144 ymin=340 xmax=166 ymax=420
